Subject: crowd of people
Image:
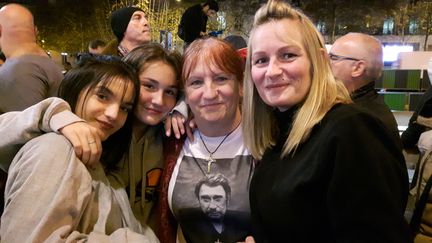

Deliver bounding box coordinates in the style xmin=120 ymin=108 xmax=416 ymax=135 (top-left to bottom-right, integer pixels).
xmin=1 ymin=0 xmax=428 ymax=242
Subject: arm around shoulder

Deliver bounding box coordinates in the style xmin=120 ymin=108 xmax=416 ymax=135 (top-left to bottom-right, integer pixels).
xmin=0 ymin=97 xmax=82 ymax=171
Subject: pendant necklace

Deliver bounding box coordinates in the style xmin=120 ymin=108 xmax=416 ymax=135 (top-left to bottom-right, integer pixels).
xmin=198 ymin=128 xmax=236 ymax=174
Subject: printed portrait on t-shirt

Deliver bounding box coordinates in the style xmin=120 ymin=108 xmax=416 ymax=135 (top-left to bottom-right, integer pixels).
xmin=169 ymin=128 xmax=254 ymax=243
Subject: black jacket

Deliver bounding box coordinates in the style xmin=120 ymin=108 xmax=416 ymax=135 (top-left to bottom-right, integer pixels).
xmin=250 ymin=104 xmax=411 ymax=243
xmin=179 ymin=4 xmax=207 ymax=43
xmin=352 ymin=81 xmax=400 ymax=142
xmin=401 ymin=86 xmax=432 ymax=150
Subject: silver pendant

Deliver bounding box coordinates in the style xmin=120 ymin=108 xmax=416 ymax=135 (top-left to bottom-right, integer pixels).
xmin=207 ymin=154 xmax=216 ymax=173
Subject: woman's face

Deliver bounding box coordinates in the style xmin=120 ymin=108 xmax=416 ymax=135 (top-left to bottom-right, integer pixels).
xmin=185 ymin=59 xmax=241 ymax=133
xmin=250 ymin=19 xmax=312 ymax=111
xmin=75 ymin=78 xmax=135 ymax=141
xmin=134 ymin=61 xmax=178 ymax=125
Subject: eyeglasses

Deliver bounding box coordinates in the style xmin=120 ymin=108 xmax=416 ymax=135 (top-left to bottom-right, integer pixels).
xmin=328 ymin=53 xmax=361 ymax=62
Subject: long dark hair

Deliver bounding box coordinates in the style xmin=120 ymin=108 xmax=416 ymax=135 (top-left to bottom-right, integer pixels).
xmin=58 ymin=56 xmax=139 ymax=172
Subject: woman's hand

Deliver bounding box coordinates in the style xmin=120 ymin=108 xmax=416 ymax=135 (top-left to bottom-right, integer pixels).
xmin=185 ymin=117 xmax=196 ymax=142
xmin=59 ymin=121 xmax=102 ymax=168
xmin=164 ymin=111 xmax=186 ymax=139
xmin=164 ymin=111 xmax=198 ymax=141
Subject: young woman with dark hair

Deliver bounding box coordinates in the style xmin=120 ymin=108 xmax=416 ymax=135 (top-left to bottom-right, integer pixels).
xmin=0 ymin=43 xmax=184 ymax=234
xmin=0 ymin=58 xmax=159 ymax=242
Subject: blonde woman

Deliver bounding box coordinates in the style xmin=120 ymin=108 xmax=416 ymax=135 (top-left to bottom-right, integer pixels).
xmin=242 ymin=0 xmax=411 ymax=242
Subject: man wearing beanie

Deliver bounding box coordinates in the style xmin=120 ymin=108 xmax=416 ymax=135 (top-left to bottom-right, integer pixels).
xmin=102 ymin=6 xmax=151 ymax=57
xmin=178 ymin=0 xmax=219 ymax=48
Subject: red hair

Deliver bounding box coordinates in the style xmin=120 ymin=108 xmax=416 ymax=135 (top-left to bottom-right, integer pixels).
xmin=182 ymin=37 xmax=244 ymax=85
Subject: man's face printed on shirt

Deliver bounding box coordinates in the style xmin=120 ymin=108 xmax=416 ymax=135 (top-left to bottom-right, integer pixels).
xmin=198 ymin=184 xmax=227 ymax=220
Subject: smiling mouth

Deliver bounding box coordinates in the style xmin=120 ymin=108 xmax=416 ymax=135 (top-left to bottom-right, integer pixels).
xmin=266 ymin=83 xmax=289 ymax=89
xmin=201 ymin=102 xmax=223 ymax=108
xmin=97 ymin=120 xmax=114 ymax=130
xmin=145 ymin=107 xmax=162 ymax=114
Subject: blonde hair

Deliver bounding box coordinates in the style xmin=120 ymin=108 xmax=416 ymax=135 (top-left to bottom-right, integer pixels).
xmin=242 ymin=0 xmax=351 ymax=159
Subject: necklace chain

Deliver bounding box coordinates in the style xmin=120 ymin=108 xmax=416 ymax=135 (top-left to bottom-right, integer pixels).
xmin=198 ymin=125 xmax=238 ymax=173
xmin=198 ymin=121 xmax=241 ymax=174
xmin=199 ymin=131 xmax=232 ymax=156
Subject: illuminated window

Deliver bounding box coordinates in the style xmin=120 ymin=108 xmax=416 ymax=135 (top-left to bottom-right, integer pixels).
xmin=382 ymin=45 xmax=414 ymax=62
xmin=409 ymin=19 xmax=419 ymax=34
xmin=317 ymin=21 xmax=326 ymax=34
xmin=216 ymin=11 xmax=226 ymax=31
xmin=383 ymin=18 xmax=394 ymax=35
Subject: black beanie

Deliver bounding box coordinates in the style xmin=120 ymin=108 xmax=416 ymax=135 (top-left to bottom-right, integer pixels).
xmin=111 ymin=7 xmax=144 ymax=42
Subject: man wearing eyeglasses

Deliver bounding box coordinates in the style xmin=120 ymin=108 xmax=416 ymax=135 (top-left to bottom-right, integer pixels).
xmin=329 ymin=33 xmax=400 ymax=140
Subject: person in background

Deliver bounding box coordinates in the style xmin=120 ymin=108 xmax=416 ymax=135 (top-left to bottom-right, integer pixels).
xmin=0 ymin=3 xmax=63 ymax=114
xmin=224 ymin=35 xmax=247 ymax=67
xmin=242 ymin=0 xmax=411 ymax=242
xmin=330 ymin=32 xmax=400 ymax=139
xmin=88 ymin=39 xmax=107 ymax=55
xmin=63 ymin=61 xmax=72 ymax=74
xmin=402 ymin=58 xmax=432 ymax=152
xmin=158 ymin=37 xmax=253 ymax=243
xmin=223 ymin=35 xmax=246 ymax=51
xmin=0 ymin=3 xmax=63 ymax=210
xmin=103 ymin=6 xmax=151 ymax=57
xmin=178 ymin=0 xmax=219 ymax=48
xmin=1 ymin=57 xmax=158 ymax=242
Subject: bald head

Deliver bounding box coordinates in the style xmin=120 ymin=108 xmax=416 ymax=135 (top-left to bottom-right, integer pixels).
xmin=0 ymin=4 xmax=34 ymax=31
xmin=330 ymin=33 xmax=383 ymax=92
xmin=0 ymin=4 xmax=41 ymax=57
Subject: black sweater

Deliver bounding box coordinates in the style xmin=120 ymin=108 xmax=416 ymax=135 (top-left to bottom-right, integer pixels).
xmin=250 ymin=104 xmax=411 ymax=243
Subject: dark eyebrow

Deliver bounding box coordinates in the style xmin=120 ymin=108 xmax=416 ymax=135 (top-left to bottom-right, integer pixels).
xmin=142 ymin=78 xmax=158 ymax=84
xmin=142 ymin=78 xmax=178 ymax=89
xmin=96 ymin=86 xmax=114 ymax=96
xmin=98 ymin=85 xmax=135 ymax=105
xmin=123 ymin=100 xmax=134 ymax=107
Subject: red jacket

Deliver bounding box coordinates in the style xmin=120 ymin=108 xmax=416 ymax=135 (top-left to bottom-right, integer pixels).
xmin=156 ymin=135 xmax=185 ymax=243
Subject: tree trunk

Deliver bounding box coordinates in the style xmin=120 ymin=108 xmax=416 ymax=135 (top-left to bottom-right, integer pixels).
xmin=330 ymin=3 xmax=337 ymax=43
xmin=423 ymin=2 xmax=431 ymax=51
xmin=401 ymin=5 xmax=406 ymax=44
